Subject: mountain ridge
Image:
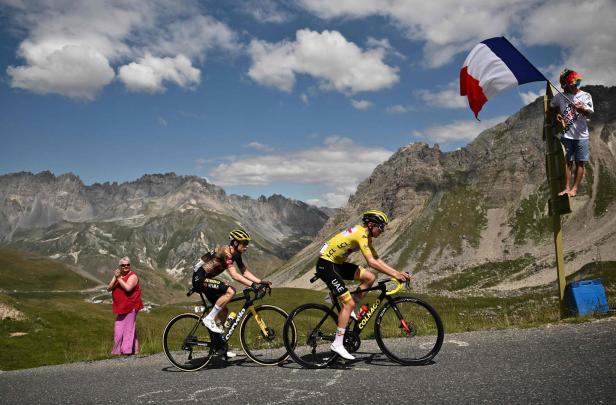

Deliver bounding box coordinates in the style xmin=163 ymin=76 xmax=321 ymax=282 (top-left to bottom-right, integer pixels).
xmin=0 ymin=171 xmax=330 ymax=302
xmin=271 ymin=85 xmax=616 ymax=293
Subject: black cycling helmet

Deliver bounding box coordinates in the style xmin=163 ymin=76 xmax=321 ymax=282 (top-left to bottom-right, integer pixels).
xmin=229 ymin=228 xmax=251 ymax=242
xmin=362 ymin=210 xmax=389 ymax=226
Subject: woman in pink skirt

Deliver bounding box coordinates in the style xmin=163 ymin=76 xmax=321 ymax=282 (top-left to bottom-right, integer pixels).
xmin=107 ymin=257 xmax=143 ymax=355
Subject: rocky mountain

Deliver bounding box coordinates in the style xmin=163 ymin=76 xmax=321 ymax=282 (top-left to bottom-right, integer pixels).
xmin=0 ymin=172 xmax=329 ymax=301
xmin=271 ymin=85 xmax=616 ymax=293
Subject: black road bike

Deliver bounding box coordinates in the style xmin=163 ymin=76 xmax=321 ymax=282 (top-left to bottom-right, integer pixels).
xmin=283 ymin=275 xmax=444 ymax=368
xmin=163 ymin=285 xmax=294 ymax=371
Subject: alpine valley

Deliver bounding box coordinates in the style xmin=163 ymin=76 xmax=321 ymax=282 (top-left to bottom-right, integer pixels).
xmin=0 ymin=173 xmax=330 ymax=302
xmin=1 ymin=86 xmax=615 ymax=303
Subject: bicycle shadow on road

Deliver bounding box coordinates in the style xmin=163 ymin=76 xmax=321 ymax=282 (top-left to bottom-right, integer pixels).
xmin=160 ymin=354 xmax=233 ymax=372
xmin=361 ymin=352 xmax=437 ymax=367
xmin=270 ymin=352 xmax=437 ymax=370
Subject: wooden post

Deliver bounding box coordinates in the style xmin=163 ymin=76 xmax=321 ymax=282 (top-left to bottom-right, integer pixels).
xmin=543 ymin=83 xmax=571 ymax=317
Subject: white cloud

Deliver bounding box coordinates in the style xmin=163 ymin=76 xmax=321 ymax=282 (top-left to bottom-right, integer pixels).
xmin=248 ymin=29 xmax=399 ymax=94
xmin=412 ymin=116 xmax=508 ymax=146
xmin=351 ymin=99 xmax=373 ymax=110
xmin=298 ymin=0 xmax=528 ymax=67
xmin=299 ymin=0 xmax=616 ymax=83
xmin=519 ymin=89 xmax=544 ymax=105
xmin=522 ymin=0 xmax=616 ymax=86
xmin=118 ymin=54 xmax=200 ymax=92
xmin=385 ymin=104 xmax=413 ymax=114
xmin=415 ymin=80 xmax=467 ymax=109
xmin=148 ymin=15 xmax=239 ymax=59
xmin=157 ymin=116 xmax=168 ymax=126
xmin=209 ymin=136 xmax=393 ymax=207
xmin=4 ymin=0 xmax=238 ymax=99
xmin=241 ymin=0 xmax=291 ymax=23
xmin=245 ymin=141 xmax=274 ymax=152
xmin=7 ymin=43 xmax=114 ymax=99
xmin=194 ymin=159 xmax=206 ymax=169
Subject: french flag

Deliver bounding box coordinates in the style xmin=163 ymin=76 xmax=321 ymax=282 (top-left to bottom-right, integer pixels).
xmin=460 ymin=37 xmax=546 ymax=119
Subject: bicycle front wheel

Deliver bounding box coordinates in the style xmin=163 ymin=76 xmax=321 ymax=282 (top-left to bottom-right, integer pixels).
xmin=283 ymin=303 xmax=339 ymax=369
xmin=162 ymin=313 xmax=213 ymax=371
xmin=240 ymin=305 xmax=291 ymax=365
xmin=375 ymin=297 xmax=444 ymax=365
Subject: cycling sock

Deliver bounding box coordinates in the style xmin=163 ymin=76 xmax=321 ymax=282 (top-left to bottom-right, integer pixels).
xmin=333 ymin=327 xmax=346 ymax=346
xmin=205 ymin=304 xmax=222 ymax=321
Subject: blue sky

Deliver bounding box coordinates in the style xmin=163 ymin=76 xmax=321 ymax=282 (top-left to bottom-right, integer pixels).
xmin=1 ymin=0 xmax=614 ymax=207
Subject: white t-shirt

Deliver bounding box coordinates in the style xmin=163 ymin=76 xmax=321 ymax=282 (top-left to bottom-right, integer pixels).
xmin=550 ymin=90 xmax=594 ymax=140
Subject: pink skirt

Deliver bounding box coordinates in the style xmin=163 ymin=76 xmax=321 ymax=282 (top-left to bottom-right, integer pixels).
xmin=112 ymin=309 xmax=140 ymax=355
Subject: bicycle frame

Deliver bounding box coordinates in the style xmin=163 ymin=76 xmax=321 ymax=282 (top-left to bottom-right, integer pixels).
xmin=323 ymin=279 xmax=404 ymax=336
xmin=192 ymin=287 xmax=271 ymax=346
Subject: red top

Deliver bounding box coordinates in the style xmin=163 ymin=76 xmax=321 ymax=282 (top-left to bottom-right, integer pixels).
xmin=112 ymin=271 xmax=144 ymax=314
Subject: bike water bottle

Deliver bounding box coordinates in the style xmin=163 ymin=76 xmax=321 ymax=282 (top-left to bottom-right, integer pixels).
xmin=224 ymin=311 xmax=237 ymax=329
xmin=357 ymin=304 xmax=369 ymax=320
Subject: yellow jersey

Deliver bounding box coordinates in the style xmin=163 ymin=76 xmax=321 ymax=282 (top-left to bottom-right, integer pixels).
xmin=319 ymin=225 xmax=378 ymax=264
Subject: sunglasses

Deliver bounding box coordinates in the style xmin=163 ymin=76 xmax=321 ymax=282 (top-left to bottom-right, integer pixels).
xmin=376 ymin=224 xmax=386 ymax=231
xmin=120 ymin=264 xmax=131 ymax=268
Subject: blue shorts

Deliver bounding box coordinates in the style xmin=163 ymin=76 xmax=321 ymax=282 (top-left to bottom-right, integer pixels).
xmin=561 ymin=138 xmax=589 ymax=162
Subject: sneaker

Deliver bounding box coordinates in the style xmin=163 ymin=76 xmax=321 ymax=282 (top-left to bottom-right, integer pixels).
xmin=331 ymin=343 xmax=355 ymax=360
xmin=202 ymin=318 xmax=223 ymax=334
xmin=226 ymin=351 xmax=237 ymax=358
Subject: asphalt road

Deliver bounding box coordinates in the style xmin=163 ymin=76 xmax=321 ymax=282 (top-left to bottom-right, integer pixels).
xmin=2 ymin=318 xmax=615 ymax=404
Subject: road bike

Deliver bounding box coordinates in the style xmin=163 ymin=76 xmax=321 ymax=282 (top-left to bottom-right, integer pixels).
xmin=282 ymin=275 xmax=444 ymax=368
xmin=163 ymin=284 xmax=294 ymax=371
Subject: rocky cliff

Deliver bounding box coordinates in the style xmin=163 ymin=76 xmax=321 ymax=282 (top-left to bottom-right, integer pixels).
xmin=272 ymin=85 xmax=616 ymax=293
xmin=0 ymin=172 xmax=329 ymax=300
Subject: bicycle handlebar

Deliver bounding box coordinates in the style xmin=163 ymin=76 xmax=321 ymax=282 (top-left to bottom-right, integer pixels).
xmin=243 ymin=283 xmax=271 ymax=300
xmin=385 ymin=275 xmax=411 ymax=296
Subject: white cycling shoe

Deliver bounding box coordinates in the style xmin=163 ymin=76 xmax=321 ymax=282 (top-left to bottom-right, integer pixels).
xmin=202 ymin=318 xmax=223 ymax=334
xmin=330 ymin=343 xmax=355 ymax=360
xmin=226 ymin=351 xmax=237 ymax=358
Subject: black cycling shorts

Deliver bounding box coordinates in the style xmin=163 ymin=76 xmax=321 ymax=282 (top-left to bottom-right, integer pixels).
xmin=315 ymin=258 xmax=360 ymax=302
xmin=193 ymin=268 xmax=234 ymax=304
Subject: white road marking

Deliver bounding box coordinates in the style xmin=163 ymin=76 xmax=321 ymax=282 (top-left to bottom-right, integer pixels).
xmin=136 ymin=387 xmax=237 ymax=403
xmin=447 ymin=340 xmax=470 ymax=347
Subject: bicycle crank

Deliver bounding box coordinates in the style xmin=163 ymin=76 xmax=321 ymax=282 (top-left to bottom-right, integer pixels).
xmin=343 ymin=331 xmax=361 ymax=353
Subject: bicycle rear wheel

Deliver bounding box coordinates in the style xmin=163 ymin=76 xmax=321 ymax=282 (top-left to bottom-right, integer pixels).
xmin=283 ymin=303 xmax=339 ymax=369
xmin=240 ymin=305 xmax=292 ymax=365
xmin=375 ymin=297 xmax=444 ymax=365
xmin=162 ymin=313 xmax=213 ymax=371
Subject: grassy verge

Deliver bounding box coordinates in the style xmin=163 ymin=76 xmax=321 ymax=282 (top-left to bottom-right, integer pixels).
xmin=0 ymin=288 xmax=325 ymax=371
xmin=2 ymin=267 xmax=614 ymax=371
xmin=0 ymin=248 xmax=98 ymax=291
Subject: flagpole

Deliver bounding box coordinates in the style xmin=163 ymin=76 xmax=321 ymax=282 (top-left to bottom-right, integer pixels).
xmin=547 ymin=80 xmax=577 ymax=106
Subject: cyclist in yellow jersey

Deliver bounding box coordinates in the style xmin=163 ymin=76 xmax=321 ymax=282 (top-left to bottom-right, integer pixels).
xmin=316 ymin=210 xmax=410 ymax=360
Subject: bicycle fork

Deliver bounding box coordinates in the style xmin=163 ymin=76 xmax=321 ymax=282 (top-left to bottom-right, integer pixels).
xmin=249 ymin=306 xmax=270 ymax=338
xmin=390 ymin=302 xmax=414 ymax=336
